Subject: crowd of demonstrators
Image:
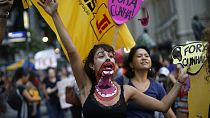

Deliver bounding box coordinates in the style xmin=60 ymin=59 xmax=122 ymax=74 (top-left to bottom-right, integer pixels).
xmin=150 ymin=53 xmax=164 ymax=79
xmin=41 ymin=67 xmax=64 ymax=118
xmin=40 ymin=65 xmax=82 ymax=118
xmin=13 ymin=67 xmax=41 ymax=118
xmin=57 ymin=66 xmax=82 ymax=118
xmin=114 ymin=48 xmax=125 ymax=79
xmin=168 ymin=64 xmax=190 ymax=118
xmin=136 ymin=28 xmax=156 ymax=49
xmin=115 ymin=46 xmax=176 ymax=118
xmin=0 ymin=61 xmax=81 ymax=118
xmin=38 ymin=1 xmax=188 ymax=118
xmin=0 ymin=70 xmax=15 ymax=116
xmin=0 ymin=71 xmax=7 ymax=114
xmin=151 ymin=50 xmax=191 ymax=118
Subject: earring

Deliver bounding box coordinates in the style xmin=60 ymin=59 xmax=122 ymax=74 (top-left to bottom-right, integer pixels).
xmin=131 ymin=68 xmax=134 ymax=72
xmin=149 ymin=68 xmax=152 ymax=71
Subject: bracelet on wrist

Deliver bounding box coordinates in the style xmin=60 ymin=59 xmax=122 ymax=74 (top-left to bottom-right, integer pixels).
xmin=176 ymin=79 xmax=185 ymax=85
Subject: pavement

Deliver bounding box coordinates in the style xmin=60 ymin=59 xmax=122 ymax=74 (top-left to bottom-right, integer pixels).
xmin=0 ymin=100 xmax=48 ymax=118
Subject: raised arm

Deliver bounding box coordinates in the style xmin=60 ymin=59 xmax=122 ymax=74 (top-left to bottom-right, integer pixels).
xmin=38 ymin=0 xmax=91 ymax=91
xmin=125 ymin=66 xmax=188 ymax=112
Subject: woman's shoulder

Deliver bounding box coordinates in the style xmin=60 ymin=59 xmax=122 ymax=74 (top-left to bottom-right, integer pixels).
xmin=123 ymin=84 xmax=138 ymax=101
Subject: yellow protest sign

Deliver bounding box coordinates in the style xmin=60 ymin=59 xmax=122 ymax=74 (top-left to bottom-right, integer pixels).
xmin=29 ymin=0 xmax=135 ymax=62
xmin=171 ymin=42 xmax=208 ymax=74
xmin=188 ymin=62 xmax=210 ymax=118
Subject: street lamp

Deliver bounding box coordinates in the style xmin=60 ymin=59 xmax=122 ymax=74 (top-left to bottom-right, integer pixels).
xmin=42 ymin=36 xmax=48 ymax=42
xmin=23 ymin=11 xmax=29 ymax=30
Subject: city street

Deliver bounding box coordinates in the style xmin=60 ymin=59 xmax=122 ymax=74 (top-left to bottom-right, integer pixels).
xmin=0 ymin=100 xmax=48 ymax=118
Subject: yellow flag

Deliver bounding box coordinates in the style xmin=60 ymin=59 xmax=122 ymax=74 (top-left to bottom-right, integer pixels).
xmin=22 ymin=0 xmax=32 ymax=9
xmin=30 ymin=0 xmax=135 ymax=63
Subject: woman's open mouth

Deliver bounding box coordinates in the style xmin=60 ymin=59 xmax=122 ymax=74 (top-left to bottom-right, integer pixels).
xmin=98 ymin=61 xmax=115 ymax=77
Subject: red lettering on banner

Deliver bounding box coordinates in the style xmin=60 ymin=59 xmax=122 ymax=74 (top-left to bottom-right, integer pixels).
xmin=96 ymin=14 xmax=111 ymax=34
xmin=90 ymin=4 xmax=115 ymax=41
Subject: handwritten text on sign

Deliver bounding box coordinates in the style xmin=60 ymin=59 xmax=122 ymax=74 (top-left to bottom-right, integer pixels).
xmin=171 ymin=42 xmax=208 ymax=75
xmin=108 ymin=0 xmax=143 ymax=24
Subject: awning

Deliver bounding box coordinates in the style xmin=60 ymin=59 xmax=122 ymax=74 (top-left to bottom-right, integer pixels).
xmin=6 ymin=59 xmax=34 ymax=71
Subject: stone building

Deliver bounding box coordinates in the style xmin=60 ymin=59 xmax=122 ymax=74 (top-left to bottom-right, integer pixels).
xmin=126 ymin=0 xmax=210 ymax=45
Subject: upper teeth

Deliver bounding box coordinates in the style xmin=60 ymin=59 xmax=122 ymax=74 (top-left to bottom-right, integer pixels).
xmin=102 ymin=70 xmax=114 ymax=75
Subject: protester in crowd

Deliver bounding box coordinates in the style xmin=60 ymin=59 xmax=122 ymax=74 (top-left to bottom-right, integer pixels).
xmin=157 ymin=67 xmax=170 ymax=92
xmin=38 ymin=1 xmax=188 ymax=118
xmin=114 ymin=48 xmax=124 ymax=79
xmin=136 ymin=28 xmax=156 ymax=49
xmin=41 ymin=67 xmax=64 ymax=118
xmin=27 ymin=71 xmax=42 ymax=118
xmin=169 ymin=64 xmax=190 ymax=118
xmin=57 ymin=66 xmax=82 ymax=118
xmin=0 ymin=71 xmax=7 ymax=114
xmin=0 ymin=0 xmax=13 ymax=43
xmin=150 ymin=53 xmax=163 ymax=79
xmin=14 ymin=67 xmax=41 ymax=118
xmin=191 ymin=15 xmax=205 ymax=41
xmin=116 ymin=46 xmax=176 ymax=118
xmin=27 ymin=84 xmax=41 ymax=118
xmin=174 ymin=77 xmax=190 ymax=118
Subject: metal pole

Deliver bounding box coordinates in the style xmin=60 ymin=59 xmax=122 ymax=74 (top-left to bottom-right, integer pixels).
xmin=23 ymin=10 xmax=30 ymax=68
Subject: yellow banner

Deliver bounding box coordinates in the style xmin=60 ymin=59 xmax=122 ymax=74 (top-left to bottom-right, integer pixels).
xmin=30 ymin=0 xmax=135 ymax=62
xmin=22 ymin=0 xmax=32 ymax=9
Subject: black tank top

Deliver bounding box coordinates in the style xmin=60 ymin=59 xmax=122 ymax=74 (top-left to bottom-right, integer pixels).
xmin=82 ymin=85 xmax=127 ymax=118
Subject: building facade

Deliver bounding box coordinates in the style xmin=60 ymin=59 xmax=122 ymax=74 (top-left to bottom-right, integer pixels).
xmin=126 ymin=0 xmax=210 ymax=45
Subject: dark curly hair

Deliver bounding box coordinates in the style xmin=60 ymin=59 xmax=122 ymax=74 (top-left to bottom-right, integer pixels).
xmin=202 ymin=26 xmax=210 ymax=74
xmin=13 ymin=67 xmax=29 ymax=82
xmin=84 ymin=44 xmax=115 ymax=84
xmin=124 ymin=46 xmax=151 ymax=78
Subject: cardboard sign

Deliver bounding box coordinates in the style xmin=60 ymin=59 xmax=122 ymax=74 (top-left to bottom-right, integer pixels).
xmin=188 ymin=62 xmax=210 ymax=118
xmin=171 ymin=42 xmax=208 ymax=74
xmin=34 ymin=49 xmax=57 ymax=70
xmin=57 ymin=76 xmax=78 ymax=109
xmin=108 ymin=0 xmax=143 ymax=24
